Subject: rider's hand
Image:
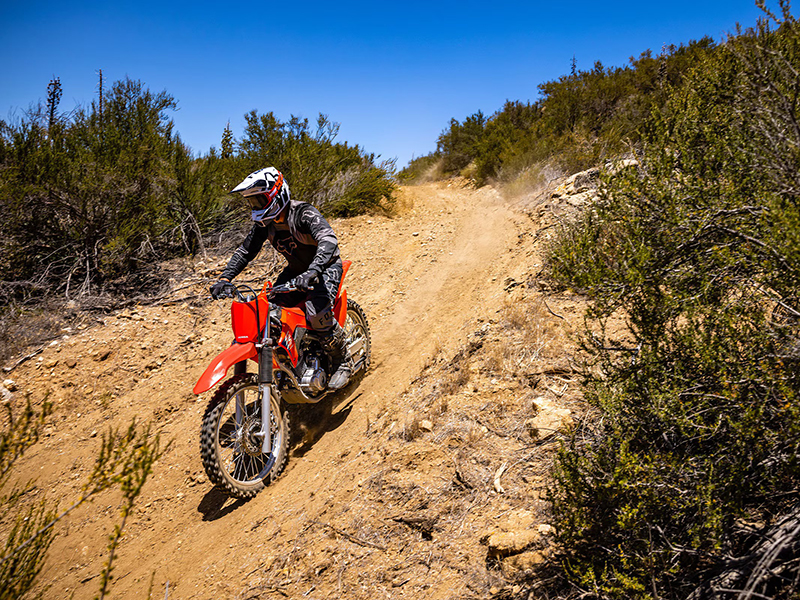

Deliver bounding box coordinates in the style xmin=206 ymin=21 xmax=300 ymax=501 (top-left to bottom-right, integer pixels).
xmin=210 ymin=279 xmax=231 ymax=300
xmin=292 ymin=270 xmax=319 ymax=292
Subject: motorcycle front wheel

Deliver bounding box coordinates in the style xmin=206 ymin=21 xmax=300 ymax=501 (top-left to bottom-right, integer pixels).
xmin=200 ymin=373 xmax=290 ymax=499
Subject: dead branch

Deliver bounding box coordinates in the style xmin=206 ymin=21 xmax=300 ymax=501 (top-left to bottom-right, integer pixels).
xmin=687 ymin=506 xmax=800 ymax=599
xmin=312 ymin=520 xmax=386 ymax=551
xmin=2 ymin=346 xmax=44 ymax=374
xmin=493 ymin=462 xmax=508 ymax=494
xmin=542 ymin=296 xmax=566 ymax=320
xmin=391 ymin=514 xmax=438 ymax=538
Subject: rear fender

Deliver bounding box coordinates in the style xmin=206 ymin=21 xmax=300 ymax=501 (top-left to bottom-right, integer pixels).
xmin=193 ymin=342 xmax=257 ymax=395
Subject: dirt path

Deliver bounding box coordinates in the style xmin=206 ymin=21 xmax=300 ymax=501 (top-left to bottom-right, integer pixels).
xmin=7 ymin=179 xmax=587 ymax=599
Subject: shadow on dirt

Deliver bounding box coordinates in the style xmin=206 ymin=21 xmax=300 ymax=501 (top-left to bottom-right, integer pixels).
xmin=291 ymin=392 xmax=361 ymax=457
xmin=197 ymin=487 xmax=249 ymax=521
xmin=194 ymin=386 xmax=363 ymax=521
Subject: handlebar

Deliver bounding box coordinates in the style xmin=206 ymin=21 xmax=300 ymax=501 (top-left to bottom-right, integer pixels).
xmin=269 ymin=283 xmax=299 ymax=295
xmin=211 ymin=281 xmax=299 ymax=302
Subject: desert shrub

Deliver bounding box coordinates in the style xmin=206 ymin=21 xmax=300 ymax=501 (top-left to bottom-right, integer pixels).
xmin=0 ymin=78 xmax=214 ymax=295
xmin=545 ymin=3 xmax=800 ymax=598
xmin=0 ymin=402 xmax=163 ymax=599
xmin=436 ymin=111 xmax=487 ymax=174
xmin=0 ymin=399 xmax=54 ymax=600
xmin=316 ymin=156 xmax=396 ymax=217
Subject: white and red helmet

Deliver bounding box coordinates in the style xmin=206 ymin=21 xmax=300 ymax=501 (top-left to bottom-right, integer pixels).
xmin=230 ymin=167 xmax=291 ymax=223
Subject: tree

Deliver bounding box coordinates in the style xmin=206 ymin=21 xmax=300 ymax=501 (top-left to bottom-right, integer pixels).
xmin=45 ymin=77 xmax=62 ymax=138
xmin=221 ymin=121 xmax=234 ymax=159
xmin=236 ymin=111 xmax=394 ymax=216
xmin=0 ymin=77 xmax=395 ymax=303
xmin=436 ymin=110 xmax=486 ymax=174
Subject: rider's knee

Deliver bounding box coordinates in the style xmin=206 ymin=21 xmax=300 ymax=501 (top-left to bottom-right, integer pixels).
xmin=307 ymin=307 xmax=334 ymax=332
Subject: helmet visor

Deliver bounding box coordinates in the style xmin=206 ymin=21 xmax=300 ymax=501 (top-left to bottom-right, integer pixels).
xmin=246 ymin=193 xmax=273 ymax=210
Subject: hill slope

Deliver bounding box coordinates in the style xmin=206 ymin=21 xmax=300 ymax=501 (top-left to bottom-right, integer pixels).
xmin=6 ymin=179 xmax=590 ymax=599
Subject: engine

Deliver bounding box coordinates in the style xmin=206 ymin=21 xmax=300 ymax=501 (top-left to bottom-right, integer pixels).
xmin=299 ymin=354 xmax=327 ymax=394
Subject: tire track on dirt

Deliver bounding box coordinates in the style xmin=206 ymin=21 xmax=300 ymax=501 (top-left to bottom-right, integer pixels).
xmin=18 ymin=181 xmax=528 ymax=600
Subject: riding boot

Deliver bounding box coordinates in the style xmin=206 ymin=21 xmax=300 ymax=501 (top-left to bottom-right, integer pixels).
xmin=321 ymin=322 xmax=353 ymax=390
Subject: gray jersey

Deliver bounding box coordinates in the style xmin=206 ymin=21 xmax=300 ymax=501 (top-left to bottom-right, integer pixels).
xmin=220 ymin=200 xmax=340 ymax=281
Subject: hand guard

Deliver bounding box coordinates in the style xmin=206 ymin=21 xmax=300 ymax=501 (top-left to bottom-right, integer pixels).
xmin=210 ymin=280 xmax=232 ymax=300
xmin=292 ymin=270 xmax=319 ymax=292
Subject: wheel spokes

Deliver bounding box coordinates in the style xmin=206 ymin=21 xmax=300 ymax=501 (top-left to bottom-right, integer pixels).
xmin=216 ymin=385 xmax=280 ymax=485
xmin=346 ymin=317 xmax=367 ymax=362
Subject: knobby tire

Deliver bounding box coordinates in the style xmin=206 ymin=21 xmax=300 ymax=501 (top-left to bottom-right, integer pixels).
xmin=200 ymin=373 xmax=290 ymax=500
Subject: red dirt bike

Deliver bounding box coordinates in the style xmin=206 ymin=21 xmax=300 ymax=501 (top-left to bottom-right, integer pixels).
xmin=193 ymin=260 xmax=371 ymax=499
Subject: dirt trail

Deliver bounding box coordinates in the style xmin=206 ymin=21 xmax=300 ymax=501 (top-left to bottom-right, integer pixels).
xmin=6 ymin=179 xmax=588 ymax=599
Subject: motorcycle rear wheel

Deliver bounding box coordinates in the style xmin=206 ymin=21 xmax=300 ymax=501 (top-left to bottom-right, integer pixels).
xmin=200 ymin=373 xmax=290 ymax=499
xmin=345 ymin=298 xmax=371 ymax=374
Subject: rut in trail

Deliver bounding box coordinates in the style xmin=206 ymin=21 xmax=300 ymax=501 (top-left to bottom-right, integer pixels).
xmin=10 ymin=179 xmax=588 ymax=600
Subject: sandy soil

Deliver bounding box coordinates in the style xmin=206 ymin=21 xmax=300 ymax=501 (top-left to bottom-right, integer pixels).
xmin=4 ymin=178 xmax=592 ymax=600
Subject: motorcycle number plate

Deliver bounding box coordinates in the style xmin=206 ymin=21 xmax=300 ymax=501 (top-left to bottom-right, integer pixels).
xmin=279 ymin=330 xmax=298 ymax=366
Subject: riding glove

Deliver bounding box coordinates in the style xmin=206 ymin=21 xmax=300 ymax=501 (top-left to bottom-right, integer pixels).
xmin=292 ymin=270 xmax=319 ymax=292
xmin=210 ymin=280 xmax=231 ymax=299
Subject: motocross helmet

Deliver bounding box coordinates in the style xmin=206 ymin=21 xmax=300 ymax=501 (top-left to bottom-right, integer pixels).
xmin=230 ymin=167 xmax=291 ymax=224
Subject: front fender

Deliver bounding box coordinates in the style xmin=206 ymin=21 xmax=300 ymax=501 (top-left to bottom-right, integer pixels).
xmin=193 ymin=342 xmax=258 ymax=395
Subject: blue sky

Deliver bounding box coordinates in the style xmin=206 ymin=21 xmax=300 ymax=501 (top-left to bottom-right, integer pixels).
xmin=1 ymin=1 xmax=768 ymax=168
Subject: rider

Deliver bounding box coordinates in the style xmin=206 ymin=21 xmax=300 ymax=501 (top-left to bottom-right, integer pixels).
xmin=210 ymin=167 xmax=353 ymax=390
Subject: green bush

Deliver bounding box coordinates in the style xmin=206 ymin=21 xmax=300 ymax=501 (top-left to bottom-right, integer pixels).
xmin=436 ymin=111 xmax=487 ymax=174
xmin=0 ymin=78 xmax=205 ymax=295
xmin=545 ymin=3 xmax=800 ymax=597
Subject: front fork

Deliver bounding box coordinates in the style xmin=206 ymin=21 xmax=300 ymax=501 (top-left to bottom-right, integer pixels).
xmin=232 ymin=344 xmax=273 ymax=456
xmin=233 ymin=360 xmax=247 ymax=433
xmin=256 ymin=341 xmax=273 ymax=455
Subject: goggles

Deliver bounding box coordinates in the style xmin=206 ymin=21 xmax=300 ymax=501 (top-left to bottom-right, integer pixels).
xmin=245 ymin=172 xmax=284 ymax=210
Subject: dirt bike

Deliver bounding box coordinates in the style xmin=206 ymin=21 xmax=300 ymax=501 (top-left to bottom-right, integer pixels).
xmin=193 ymin=260 xmax=371 ymax=499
